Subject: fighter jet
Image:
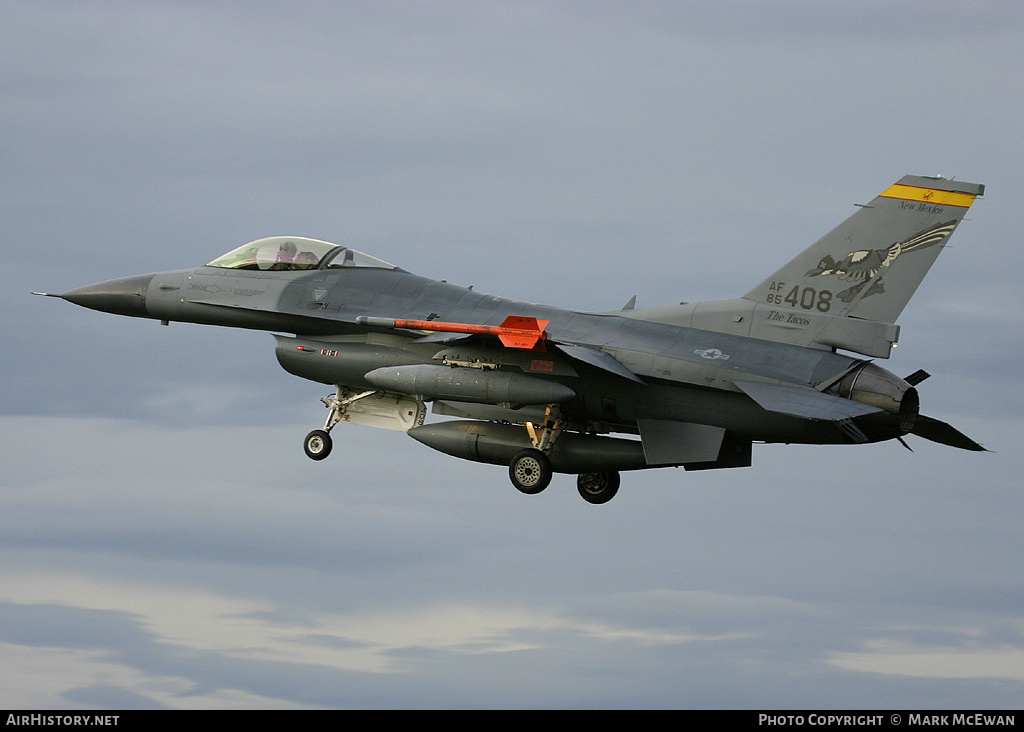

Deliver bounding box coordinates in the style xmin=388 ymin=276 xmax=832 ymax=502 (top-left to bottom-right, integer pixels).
xmin=37 ymin=174 xmax=986 ymax=504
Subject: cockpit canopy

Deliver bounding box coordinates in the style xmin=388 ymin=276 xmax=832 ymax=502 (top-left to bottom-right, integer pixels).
xmin=207 ymin=236 xmax=398 ymax=272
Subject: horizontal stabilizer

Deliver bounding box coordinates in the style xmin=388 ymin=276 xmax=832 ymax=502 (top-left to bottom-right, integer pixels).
xmin=735 ymin=380 xmax=881 ymax=421
xmin=911 ymin=414 xmax=987 ymax=451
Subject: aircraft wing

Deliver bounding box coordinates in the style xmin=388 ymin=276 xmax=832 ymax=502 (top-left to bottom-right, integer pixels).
xmin=551 ymin=342 xmax=645 ymax=383
xmin=734 ymin=380 xmax=882 ymax=421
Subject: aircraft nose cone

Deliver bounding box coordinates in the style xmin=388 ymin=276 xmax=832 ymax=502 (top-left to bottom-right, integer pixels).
xmin=61 ymin=273 xmax=155 ymax=317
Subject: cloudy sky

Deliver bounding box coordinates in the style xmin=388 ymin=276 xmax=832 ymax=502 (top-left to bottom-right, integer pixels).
xmin=3 ymin=0 xmax=1024 ymax=709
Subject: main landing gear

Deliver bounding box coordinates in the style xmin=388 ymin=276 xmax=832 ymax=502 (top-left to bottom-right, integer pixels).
xmin=507 ymin=405 xmax=622 ymax=504
xmin=507 ymin=404 xmax=563 ymax=495
xmin=509 ymin=449 xmax=552 ymax=494
xmin=507 ymin=449 xmax=621 ymax=504
xmin=576 ymin=471 xmax=620 ymax=505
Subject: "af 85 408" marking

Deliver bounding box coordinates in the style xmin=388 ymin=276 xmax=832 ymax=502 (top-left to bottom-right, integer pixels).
xmin=765 ymin=282 xmax=833 ymax=312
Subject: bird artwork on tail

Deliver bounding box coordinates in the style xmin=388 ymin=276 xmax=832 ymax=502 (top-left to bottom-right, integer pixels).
xmin=805 ymin=220 xmax=959 ymax=303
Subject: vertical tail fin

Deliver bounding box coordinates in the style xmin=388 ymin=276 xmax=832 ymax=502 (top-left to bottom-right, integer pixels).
xmin=745 ymin=175 xmax=984 ymax=324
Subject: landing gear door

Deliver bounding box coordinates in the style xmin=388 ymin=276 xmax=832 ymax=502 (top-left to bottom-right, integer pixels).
xmin=339 ymin=390 xmax=426 ymax=432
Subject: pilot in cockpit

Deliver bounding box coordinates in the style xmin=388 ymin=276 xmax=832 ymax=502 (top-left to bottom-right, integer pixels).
xmin=269 ymin=241 xmax=297 ymax=270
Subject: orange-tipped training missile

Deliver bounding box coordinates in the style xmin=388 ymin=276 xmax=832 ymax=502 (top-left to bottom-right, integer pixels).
xmin=356 ymin=315 xmax=549 ymax=350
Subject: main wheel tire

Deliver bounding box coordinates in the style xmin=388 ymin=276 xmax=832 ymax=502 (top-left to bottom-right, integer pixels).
xmin=304 ymin=429 xmax=333 ymax=460
xmin=509 ymin=448 xmax=553 ymax=495
xmin=577 ymin=471 xmax=620 ymax=504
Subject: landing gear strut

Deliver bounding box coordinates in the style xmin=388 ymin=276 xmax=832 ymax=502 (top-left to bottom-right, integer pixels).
xmin=509 ymin=404 xmax=560 ymax=496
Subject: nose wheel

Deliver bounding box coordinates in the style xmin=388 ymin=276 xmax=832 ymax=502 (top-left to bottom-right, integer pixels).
xmin=304 ymin=429 xmax=333 ymax=460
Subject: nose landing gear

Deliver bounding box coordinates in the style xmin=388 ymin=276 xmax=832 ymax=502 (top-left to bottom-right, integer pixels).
xmin=304 ymin=429 xmax=333 ymax=460
xmin=302 ymin=386 xmax=377 ymax=461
